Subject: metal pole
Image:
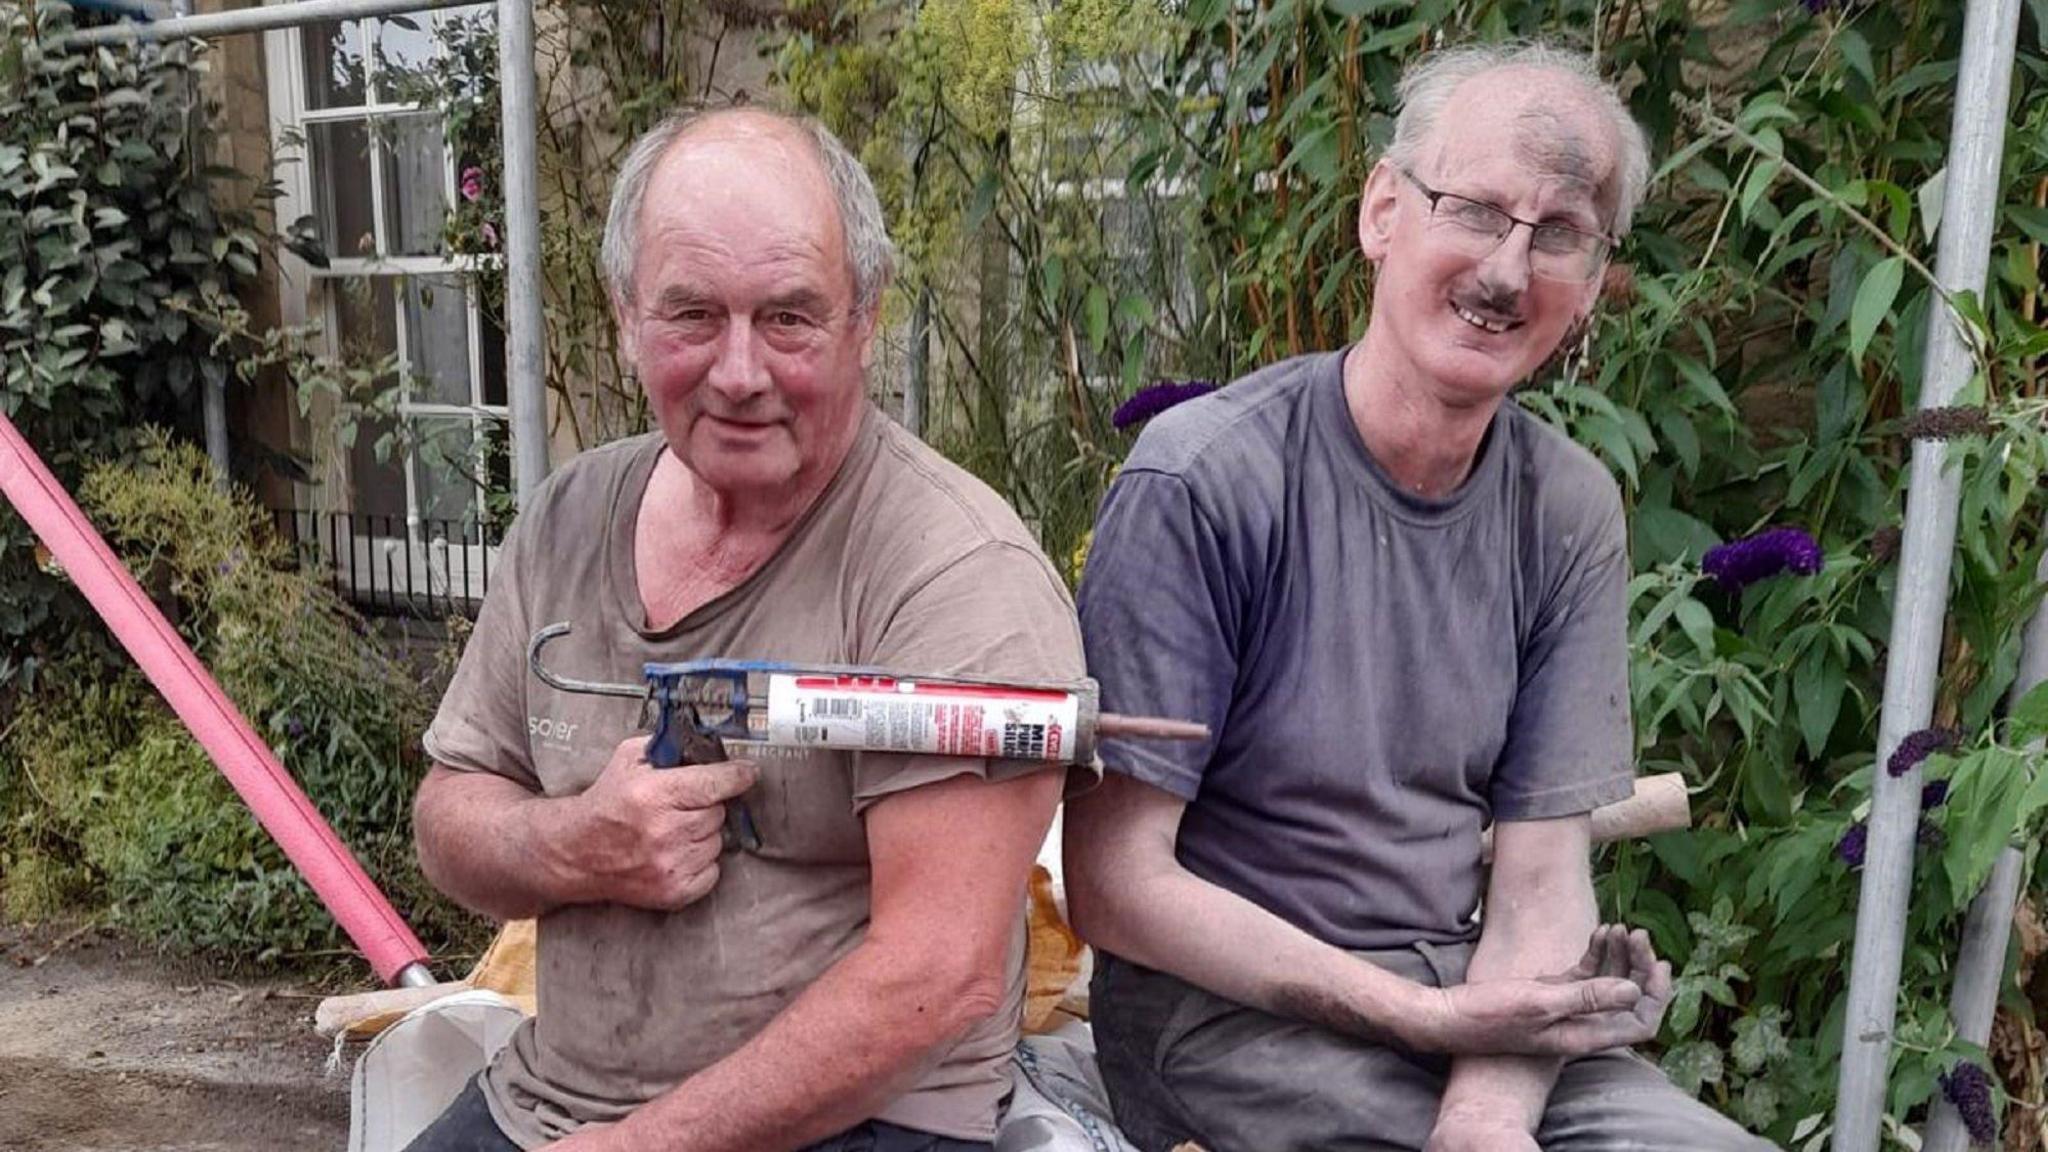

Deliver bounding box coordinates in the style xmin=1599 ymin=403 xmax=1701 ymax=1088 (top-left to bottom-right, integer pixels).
xmin=1832 ymin=1 xmax=2024 ymax=1147
xmin=500 ymin=0 xmax=549 ymax=506
xmin=1926 ymin=531 xmax=2048 ymax=1151
xmin=905 ymin=287 xmax=930 ymax=439
xmin=54 ymin=0 xmax=482 ymax=46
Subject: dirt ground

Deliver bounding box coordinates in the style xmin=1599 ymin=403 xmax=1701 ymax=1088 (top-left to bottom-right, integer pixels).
xmin=0 ymin=922 xmax=352 ymax=1152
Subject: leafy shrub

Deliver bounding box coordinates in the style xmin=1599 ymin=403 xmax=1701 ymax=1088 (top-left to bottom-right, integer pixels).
xmin=0 ymin=432 xmax=487 ymax=966
xmin=0 ymin=2 xmax=270 ymax=704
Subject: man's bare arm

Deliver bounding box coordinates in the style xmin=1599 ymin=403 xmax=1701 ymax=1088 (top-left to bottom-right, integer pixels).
xmin=1064 ymin=773 xmax=1662 ymax=1055
xmin=1429 ymin=816 xmax=1674 ymax=1148
xmin=413 ymin=741 xmax=756 ymax=922
xmin=551 ymin=765 xmax=1064 ymax=1152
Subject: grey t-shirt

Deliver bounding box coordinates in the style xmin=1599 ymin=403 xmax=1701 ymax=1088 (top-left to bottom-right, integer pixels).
xmin=1079 ymin=350 xmax=1634 ymax=950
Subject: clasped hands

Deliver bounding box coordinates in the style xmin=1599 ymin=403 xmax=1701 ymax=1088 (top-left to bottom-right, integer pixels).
xmin=1413 ymin=923 xmax=1672 ymax=1151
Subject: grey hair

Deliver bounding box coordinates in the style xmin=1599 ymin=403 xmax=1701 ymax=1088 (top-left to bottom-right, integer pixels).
xmin=1385 ymin=42 xmax=1653 ymax=236
xmin=600 ymin=107 xmax=897 ymax=317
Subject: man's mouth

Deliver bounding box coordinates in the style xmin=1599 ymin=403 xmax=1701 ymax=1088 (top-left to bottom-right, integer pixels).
xmin=1452 ymin=303 xmax=1522 ymax=335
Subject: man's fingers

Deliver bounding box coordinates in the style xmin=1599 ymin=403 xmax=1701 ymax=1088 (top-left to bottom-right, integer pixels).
xmin=663 ymin=760 xmax=760 ymax=808
xmin=1558 ymin=976 xmax=1641 ymax=1018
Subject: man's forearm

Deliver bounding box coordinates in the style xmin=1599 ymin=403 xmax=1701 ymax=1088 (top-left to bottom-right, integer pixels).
xmin=1436 ymin=826 xmax=1601 ymax=1132
xmin=414 ymin=766 xmax=589 ymax=921
xmin=596 ymin=937 xmax=1001 ymax=1152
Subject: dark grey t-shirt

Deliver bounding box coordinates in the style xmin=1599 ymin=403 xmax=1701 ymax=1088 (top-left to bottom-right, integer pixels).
xmin=1079 ymin=350 xmax=1635 ymax=950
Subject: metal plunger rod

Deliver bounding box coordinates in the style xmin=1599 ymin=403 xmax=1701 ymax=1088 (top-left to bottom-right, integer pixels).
xmin=1097 ymin=714 xmax=1211 ymax=742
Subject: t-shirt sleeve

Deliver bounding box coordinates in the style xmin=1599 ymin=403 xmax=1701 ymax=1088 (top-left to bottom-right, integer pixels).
xmin=850 ymin=541 xmax=1088 ymax=811
xmin=1490 ymin=487 xmax=1636 ymax=821
xmin=421 ymin=508 xmax=542 ymax=793
xmin=1076 ymin=469 xmax=1238 ymax=801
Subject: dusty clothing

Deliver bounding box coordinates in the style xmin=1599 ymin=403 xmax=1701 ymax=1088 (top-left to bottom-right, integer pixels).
xmin=424 ymin=407 xmax=1086 ymax=1148
xmin=401 ymin=1078 xmax=994 ymax=1152
xmin=1078 ymin=349 xmax=1635 ymax=949
xmin=1090 ymin=950 xmax=1774 ymax=1152
xmin=1078 ymin=351 xmax=1745 ymax=1148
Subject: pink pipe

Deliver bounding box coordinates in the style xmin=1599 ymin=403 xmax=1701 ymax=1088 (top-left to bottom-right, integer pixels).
xmin=0 ymin=412 xmax=430 ymax=985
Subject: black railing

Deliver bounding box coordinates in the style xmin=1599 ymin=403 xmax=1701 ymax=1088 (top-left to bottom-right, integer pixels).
xmin=268 ymin=508 xmax=501 ymax=619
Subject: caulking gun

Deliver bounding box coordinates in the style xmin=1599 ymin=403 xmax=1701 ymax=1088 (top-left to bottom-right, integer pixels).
xmin=528 ymin=622 xmax=1210 ymax=851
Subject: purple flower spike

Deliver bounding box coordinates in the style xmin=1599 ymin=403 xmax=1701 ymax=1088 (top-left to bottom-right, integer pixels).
xmin=1701 ymin=526 xmax=1824 ymax=593
xmin=1887 ymin=727 xmax=1957 ymax=777
xmin=1836 ymin=821 xmax=1868 ymax=869
xmin=1112 ymin=380 xmax=1216 ymax=431
xmin=1938 ymin=1063 xmax=1998 ymax=1146
xmin=1920 ymin=779 xmax=1950 ymax=809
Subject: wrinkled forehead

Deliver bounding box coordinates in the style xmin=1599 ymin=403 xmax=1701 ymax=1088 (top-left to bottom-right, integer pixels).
xmin=1423 ymin=70 xmax=1621 ymax=214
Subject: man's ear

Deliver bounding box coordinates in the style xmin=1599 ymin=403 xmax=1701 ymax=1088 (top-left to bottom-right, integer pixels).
xmin=611 ymin=291 xmax=638 ymax=369
xmin=1358 ymin=160 xmax=1402 ymax=262
xmin=855 ymin=280 xmax=890 ymax=370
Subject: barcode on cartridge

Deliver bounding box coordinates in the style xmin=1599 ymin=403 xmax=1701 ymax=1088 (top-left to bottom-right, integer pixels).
xmin=809 ymin=697 xmax=864 ymax=720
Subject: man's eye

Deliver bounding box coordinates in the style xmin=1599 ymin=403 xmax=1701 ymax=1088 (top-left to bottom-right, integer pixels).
xmin=771 ymin=311 xmax=809 ymax=327
xmin=1532 ymin=227 xmax=1591 ymax=255
xmin=1443 ymin=200 xmax=1505 ymax=232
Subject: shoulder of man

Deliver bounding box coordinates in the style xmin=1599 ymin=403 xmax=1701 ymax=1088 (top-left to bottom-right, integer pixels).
xmin=865 ymin=415 xmax=1044 ymax=552
xmin=497 ymin=432 xmax=660 ymax=551
xmin=1498 ymin=399 xmax=1625 ymax=529
xmin=1121 ymin=351 xmax=1336 ymax=488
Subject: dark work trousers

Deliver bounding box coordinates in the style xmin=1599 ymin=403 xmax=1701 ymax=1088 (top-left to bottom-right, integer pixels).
xmin=400 ymin=1074 xmax=994 ymax=1152
xmin=1090 ymin=944 xmax=1780 ymax=1152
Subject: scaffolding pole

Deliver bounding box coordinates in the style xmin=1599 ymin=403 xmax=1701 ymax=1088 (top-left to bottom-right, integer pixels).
xmin=1923 ymin=531 xmax=2048 ymax=1152
xmin=1831 ymin=0 xmax=2024 ymax=1147
xmin=53 ymin=0 xmax=482 ymax=46
xmin=500 ymin=0 xmax=549 ymax=504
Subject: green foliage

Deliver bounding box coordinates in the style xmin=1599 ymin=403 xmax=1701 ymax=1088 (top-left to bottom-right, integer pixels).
xmin=0 ymin=433 xmax=486 ymax=965
xmin=773 ymin=0 xmax=2048 ymax=1141
xmin=0 ymin=3 xmax=270 ymax=703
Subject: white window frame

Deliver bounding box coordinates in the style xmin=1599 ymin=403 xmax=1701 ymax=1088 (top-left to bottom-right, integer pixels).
xmin=263 ymin=4 xmax=505 ymax=607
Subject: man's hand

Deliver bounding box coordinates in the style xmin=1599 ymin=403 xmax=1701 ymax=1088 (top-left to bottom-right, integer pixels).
xmin=554 ymin=737 xmax=759 ymax=910
xmin=1402 ymin=923 xmax=1672 ymax=1056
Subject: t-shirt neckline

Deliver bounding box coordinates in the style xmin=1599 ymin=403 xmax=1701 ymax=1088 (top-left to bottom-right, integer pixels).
xmin=1319 ymin=346 xmax=1509 ymax=527
xmin=606 ymin=406 xmax=882 ymax=638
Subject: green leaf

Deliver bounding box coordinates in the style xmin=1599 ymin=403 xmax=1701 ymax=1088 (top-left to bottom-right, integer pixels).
xmin=1739 ymin=157 xmax=1782 ymax=222
xmin=2009 ymin=680 xmax=2048 ymax=743
xmin=1848 ymin=256 xmax=1905 ymax=362
xmin=1084 ymin=284 xmax=1109 ymax=356
xmin=1795 ymin=643 xmax=1844 ymax=760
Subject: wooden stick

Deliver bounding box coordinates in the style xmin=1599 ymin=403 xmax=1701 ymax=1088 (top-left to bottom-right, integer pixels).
xmin=1481 ymin=773 xmax=1691 ymax=863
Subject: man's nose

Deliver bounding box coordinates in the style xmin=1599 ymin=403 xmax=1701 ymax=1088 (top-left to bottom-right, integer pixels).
xmin=706 ymin=319 xmax=771 ymax=402
xmin=1476 ymin=223 xmax=1535 ymax=297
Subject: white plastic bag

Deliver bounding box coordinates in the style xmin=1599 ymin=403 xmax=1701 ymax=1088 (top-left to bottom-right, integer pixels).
xmin=348 ymin=989 xmax=525 ymax=1152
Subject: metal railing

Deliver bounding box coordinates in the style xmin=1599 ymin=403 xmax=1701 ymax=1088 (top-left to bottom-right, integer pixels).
xmin=269 ymin=507 xmax=500 ymax=618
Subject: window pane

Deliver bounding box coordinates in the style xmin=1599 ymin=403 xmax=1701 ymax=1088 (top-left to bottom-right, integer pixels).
xmin=333 ymin=277 xmax=397 ymax=362
xmin=302 ymin=21 xmax=367 ymax=110
xmin=381 ymin=115 xmax=448 ymax=257
xmin=402 ymin=276 xmax=473 ymax=406
xmin=348 ymin=411 xmax=408 ymax=522
xmin=310 ymin=120 xmax=378 ymax=259
xmin=479 ymin=308 xmax=506 ymax=408
xmin=410 ymin=418 xmax=477 ymax=525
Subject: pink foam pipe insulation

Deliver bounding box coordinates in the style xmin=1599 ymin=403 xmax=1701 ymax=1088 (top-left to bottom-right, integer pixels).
xmin=0 ymin=411 xmax=431 ymax=986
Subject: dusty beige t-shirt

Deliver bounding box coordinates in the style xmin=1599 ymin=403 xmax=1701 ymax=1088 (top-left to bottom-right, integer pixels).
xmin=423 ymin=407 xmax=1086 ymax=1147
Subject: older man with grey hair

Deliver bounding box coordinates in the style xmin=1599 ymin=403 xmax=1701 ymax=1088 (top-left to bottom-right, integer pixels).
xmin=1066 ymin=43 xmax=1776 ymax=1151
xmin=406 ymin=106 xmax=1086 ymax=1152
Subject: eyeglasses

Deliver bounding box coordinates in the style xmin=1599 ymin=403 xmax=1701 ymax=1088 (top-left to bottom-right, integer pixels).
xmin=1397 ymin=166 xmax=1615 ymax=283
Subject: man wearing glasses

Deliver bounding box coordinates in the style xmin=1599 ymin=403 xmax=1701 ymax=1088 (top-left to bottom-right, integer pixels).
xmin=1065 ymin=44 xmax=1775 ymax=1151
